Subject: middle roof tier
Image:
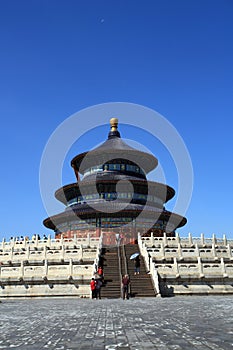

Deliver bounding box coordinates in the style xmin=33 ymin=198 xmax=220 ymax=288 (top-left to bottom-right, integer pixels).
xmin=55 ymin=176 xmax=175 ymax=206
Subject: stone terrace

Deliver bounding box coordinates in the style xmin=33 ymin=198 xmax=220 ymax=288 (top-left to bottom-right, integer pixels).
xmin=139 ymin=233 xmax=233 ymax=296
xmin=1 ymin=232 xmax=233 ymax=298
xmin=0 ymin=235 xmax=101 ymax=298
xmin=0 ymin=296 xmax=232 ymax=349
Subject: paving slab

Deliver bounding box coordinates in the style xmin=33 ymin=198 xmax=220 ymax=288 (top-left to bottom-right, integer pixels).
xmin=0 ymin=296 xmax=232 ymax=349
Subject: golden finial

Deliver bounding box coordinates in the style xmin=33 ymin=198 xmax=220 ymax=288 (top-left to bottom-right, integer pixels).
xmin=110 ymin=118 xmax=118 ymax=132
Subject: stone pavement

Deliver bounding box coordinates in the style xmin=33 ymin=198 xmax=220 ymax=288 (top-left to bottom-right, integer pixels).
xmin=0 ymin=296 xmax=232 ymax=350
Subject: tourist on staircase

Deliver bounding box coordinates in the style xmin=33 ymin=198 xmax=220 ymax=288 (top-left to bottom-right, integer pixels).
xmin=97 ymin=266 xmax=104 ymax=281
xmin=134 ymin=255 xmax=140 ymax=275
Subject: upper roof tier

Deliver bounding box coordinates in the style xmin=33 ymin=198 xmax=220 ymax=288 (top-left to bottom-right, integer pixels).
xmin=71 ymin=118 xmax=158 ymax=175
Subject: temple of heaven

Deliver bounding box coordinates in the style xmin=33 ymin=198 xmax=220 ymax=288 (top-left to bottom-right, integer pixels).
xmin=43 ymin=118 xmax=187 ymax=245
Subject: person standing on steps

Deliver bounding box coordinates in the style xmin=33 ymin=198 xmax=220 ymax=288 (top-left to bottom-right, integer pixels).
xmin=97 ymin=266 xmax=103 ymax=281
xmin=134 ymin=255 xmax=140 ymax=275
xmin=95 ymin=278 xmax=102 ymax=299
xmin=122 ymin=274 xmax=130 ymax=299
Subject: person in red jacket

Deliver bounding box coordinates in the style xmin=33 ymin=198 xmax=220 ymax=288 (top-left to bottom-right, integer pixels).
xmin=90 ymin=278 xmax=96 ymax=299
xmin=97 ymin=266 xmax=103 ymax=281
xmin=122 ymin=274 xmax=130 ymax=299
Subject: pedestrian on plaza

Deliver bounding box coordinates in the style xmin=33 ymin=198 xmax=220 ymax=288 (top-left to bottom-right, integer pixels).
xmin=134 ymin=255 xmax=140 ymax=275
xmin=90 ymin=278 xmax=96 ymax=299
xmin=95 ymin=278 xmax=102 ymax=299
xmin=122 ymin=274 xmax=130 ymax=300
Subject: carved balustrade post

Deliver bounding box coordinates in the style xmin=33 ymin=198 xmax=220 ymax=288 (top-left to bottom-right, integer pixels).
xmin=163 ymin=232 xmax=168 ymax=247
xmin=178 ymin=243 xmax=183 ymax=261
xmin=212 ymin=243 xmax=218 ymax=261
xmin=174 ymin=257 xmax=180 ymax=278
xmin=150 ymin=231 xmax=154 ymax=246
xmin=175 ymin=232 xmax=180 ymax=245
xmin=160 ymin=242 xmax=165 ymax=260
xmin=201 ymin=233 xmax=205 ymax=247
xmin=223 ymin=234 xmax=227 ymax=246
xmin=188 ymin=232 xmax=193 ymax=246
xmin=198 ymin=257 xmax=204 ymax=278
xmin=221 ymin=257 xmax=228 ymax=278
xmin=69 ymin=258 xmax=73 ymax=278
xmin=195 ymin=243 xmax=200 ymax=257
xmin=212 ymin=233 xmax=217 ymax=247
xmin=47 ymin=235 xmax=51 ymax=248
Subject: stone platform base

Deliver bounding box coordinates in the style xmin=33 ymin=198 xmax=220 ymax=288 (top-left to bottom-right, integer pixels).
xmin=0 ymin=283 xmax=90 ymax=298
xmin=159 ymin=278 xmax=233 ymax=296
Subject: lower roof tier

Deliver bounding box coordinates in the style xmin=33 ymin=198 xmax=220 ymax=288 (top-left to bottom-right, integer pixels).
xmin=43 ymin=201 xmax=187 ymax=233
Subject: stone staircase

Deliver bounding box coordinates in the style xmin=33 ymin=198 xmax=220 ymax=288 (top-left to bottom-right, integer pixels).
xmin=123 ymin=244 xmax=156 ymax=297
xmin=100 ymin=244 xmax=156 ymax=298
xmin=100 ymin=247 xmax=121 ymax=298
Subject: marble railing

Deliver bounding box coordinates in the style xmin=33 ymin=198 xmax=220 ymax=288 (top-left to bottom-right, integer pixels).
xmin=0 ymin=247 xmax=99 ymax=263
xmin=0 ymin=234 xmax=100 ymax=250
xmin=138 ymin=232 xmax=233 ymax=296
xmin=139 ymin=233 xmax=233 ymax=263
xmin=0 ymin=261 xmax=95 ymax=280
xmin=140 ymin=232 xmax=233 ymax=248
xmin=152 ymin=258 xmax=233 ymax=279
xmin=0 ymin=235 xmax=103 ymax=284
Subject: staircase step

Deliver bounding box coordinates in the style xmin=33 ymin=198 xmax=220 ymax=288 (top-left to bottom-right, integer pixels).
xmin=123 ymin=244 xmax=156 ymax=298
xmin=100 ymin=244 xmax=156 ymax=298
xmin=100 ymin=247 xmax=121 ymax=298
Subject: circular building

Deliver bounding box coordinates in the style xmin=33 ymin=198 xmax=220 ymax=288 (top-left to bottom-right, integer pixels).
xmin=43 ymin=118 xmax=187 ymax=244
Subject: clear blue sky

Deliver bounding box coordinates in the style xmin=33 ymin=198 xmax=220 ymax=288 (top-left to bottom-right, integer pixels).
xmin=0 ymin=0 xmax=232 ymax=240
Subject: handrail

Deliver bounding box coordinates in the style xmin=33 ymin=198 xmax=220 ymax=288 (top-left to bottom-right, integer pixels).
xmin=122 ymin=244 xmax=128 ymax=275
xmin=122 ymin=244 xmax=131 ymax=296
xmin=117 ymin=244 xmax=122 ymax=297
xmin=95 ymin=233 xmax=103 ymax=272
